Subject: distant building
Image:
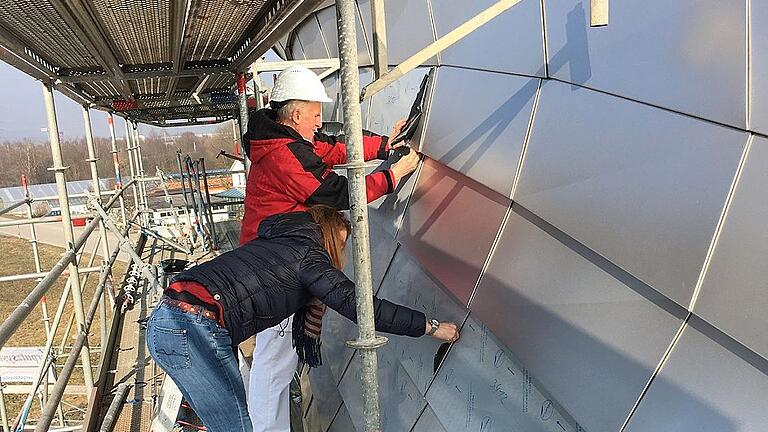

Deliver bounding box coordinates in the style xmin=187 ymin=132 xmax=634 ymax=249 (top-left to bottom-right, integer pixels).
xmin=0 ymin=179 xmax=113 ymax=215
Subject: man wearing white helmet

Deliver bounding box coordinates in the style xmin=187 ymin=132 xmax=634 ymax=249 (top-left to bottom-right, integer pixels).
xmin=241 ymin=66 xmax=419 ymax=431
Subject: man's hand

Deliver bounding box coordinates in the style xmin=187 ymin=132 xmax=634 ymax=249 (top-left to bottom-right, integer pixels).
xmin=389 ymin=118 xmax=408 ymax=147
xmin=427 ymin=321 xmax=460 ymax=343
xmin=390 ymin=149 xmax=420 ymax=182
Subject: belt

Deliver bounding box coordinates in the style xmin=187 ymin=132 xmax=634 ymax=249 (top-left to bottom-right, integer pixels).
xmin=161 ymin=296 xmax=220 ymax=322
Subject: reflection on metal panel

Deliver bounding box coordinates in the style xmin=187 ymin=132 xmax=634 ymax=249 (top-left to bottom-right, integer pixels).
xmin=367 ymin=68 xmax=431 ymax=137
xmin=431 ymin=0 xmax=545 ymax=76
xmin=421 ymin=67 xmax=538 ymax=196
xmin=426 ymin=314 xmax=582 ymax=432
xmin=411 ymin=405 xmax=448 ymax=432
xmin=328 ymin=403 xmax=356 ymax=432
xmin=398 ymin=158 xmax=510 ymax=306
xmin=308 ymin=360 xmax=344 ymax=432
xmin=695 ymin=136 xmax=768 ymax=359
xmin=544 ymin=0 xmax=746 ymax=127
xmin=753 ymin=2 xmax=768 ymax=134
xmin=357 ymin=0 xmax=438 ymax=65
xmin=321 ymin=69 xmax=374 ymax=126
xmin=377 ymin=246 xmax=469 ymax=393
xmin=290 ymin=33 xmax=307 ymax=60
xmin=624 ymin=324 xmax=768 ymax=432
xmin=338 ymin=351 xmax=426 ymax=431
xmin=515 ymin=81 xmax=747 ymax=306
xmin=316 ymin=308 xmax=358 ymax=385
xmin=315 ymin=4 xmax=372 ymax=66
xmin=342 ymin=155 xmax=421 ymax=289
xmin=296 ymin=13 xmax=329 ymax=59
xmin=471 ymin=210 xmax=682 ymax=432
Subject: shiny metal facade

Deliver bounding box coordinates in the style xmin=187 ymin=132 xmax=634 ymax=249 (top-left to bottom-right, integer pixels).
xmin=695 ymin=136 xmax=768 ymax=359
xmin=514 ymin=80 xmax=748 ymax=307
xmin=544 ymin=0 xmax=747 ymax=128
xmin=431 ymin=0 xmax=546 ymax=76
xmin=290 ymin=1 xmax=768 ymax=431
xmin=397 ymin=158 xmax=509 ymax=306
xmin=421 ymin=67 xmax=539 ymax=196
xmin=623 ymin=324 xmax=768 ymax=432
xmin=471 ymin=210 xmax=682 ymax=432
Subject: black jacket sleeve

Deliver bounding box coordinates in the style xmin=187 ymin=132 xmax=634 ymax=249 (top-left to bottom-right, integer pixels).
xmin=298 ymin=248 xmax=426 ymax=337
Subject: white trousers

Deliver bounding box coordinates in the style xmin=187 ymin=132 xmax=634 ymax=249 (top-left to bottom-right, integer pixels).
xmin=248 ymin=315 xmax=299 ymax=432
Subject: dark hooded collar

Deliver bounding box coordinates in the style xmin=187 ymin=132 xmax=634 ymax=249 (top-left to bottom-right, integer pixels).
xmin=256 ymin=212 xmax=323 ymax=245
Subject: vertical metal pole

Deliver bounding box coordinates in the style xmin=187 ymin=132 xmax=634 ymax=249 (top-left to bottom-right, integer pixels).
xmin=133 ymin=123 xmax=148 ymax=212
xmin=21 ymin=176 xmax=50 ymax=339
xmin=176 ymin=152 xmax=194 ymax=235
xmin=370 ymin=0 xmax=389 ymax=79
xmin=123 ymin=120 xmax=140 ymax=211
xmin=107 ymin=114 xmax=127 ymax=225
xmin=231 ymin=119 xmax=240 ymax=158
xmin=40 ymin=82 xmax=94 ymax=391
xmin=337 ymin=2 xmax=385 ymax=430
xmin=82 ymin=105 xmax=111 ymax=360
xmin=200 ymin=158 xmax=217 ymax=249
xmin=590 ymin=0 xmax=609 ymax=26
xmin=0 ymin=379 xmax=9 ymax=432
xmin=236 ymin=73 xmax=251 ymax=175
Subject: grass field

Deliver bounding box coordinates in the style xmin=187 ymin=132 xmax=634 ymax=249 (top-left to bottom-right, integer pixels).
xmin=0 ymin=234 xmax=128 ymax=427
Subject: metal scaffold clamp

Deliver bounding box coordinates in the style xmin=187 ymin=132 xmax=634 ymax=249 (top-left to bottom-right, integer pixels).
xmin=345 ymin=335 xmax=388 ymax=350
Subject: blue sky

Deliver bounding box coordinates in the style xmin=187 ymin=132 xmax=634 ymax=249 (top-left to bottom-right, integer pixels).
xmin=0 ymin=61 xmax=216 ymax=141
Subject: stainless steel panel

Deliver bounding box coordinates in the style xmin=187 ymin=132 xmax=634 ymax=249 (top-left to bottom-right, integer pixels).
xmin=411 ymin=405 xmax=448 ymax=432
xmin=328 ymin=403 xmax=356 ymax=432
xmin=421 ymin=67 xmax=538 ymax=196
xmin=471 ymin=210 xmax=682 ymax=432
xmin=316 ymin=4 xmax=373 ymax=66
xmin=430 ymin=0 xmax=545 ymax=76
xmin=296 ymin=13 xmax=330 ymax=59
xmin=317 ymin=307 xmax=358 ymax=384
xmin=366 ymin=68 xmax=431 ymax=137
xmin=341 ymin=154 xmax=421 ymax=289
xmin=338 ymin=350 xmax=427 ymax=431
xmin=515 ymin=80 xmax=748 ymax=306
xmin=309 ymin=361 xmax=344 ymax=432
xmin=544 ymin=0 xmax=746 ymax=127
xmin=426 ymin=314 xmax=583 ymax=432
xmin=753 ymin=1 xmax=768 ymax=134
xmin=695 ymin=136 xmax=768 ymax=359
xmin=397 ymin=158 xmax=510 ymax=306
xmin=291 ymin=33 xmax=307 ymax=60
xmin=624 ymin=324 xmax=768 ymax=432
xmin=321 ymin=68 xmax=373 ymax=127
xmin=357 ymin=0 xmax=438 ymax=65
xmin=376 ymin=246 xmax=469 ymax=394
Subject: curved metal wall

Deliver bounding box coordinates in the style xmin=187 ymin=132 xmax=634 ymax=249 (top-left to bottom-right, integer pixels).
xmin=288 ymin=1 xmax=768 ymax=431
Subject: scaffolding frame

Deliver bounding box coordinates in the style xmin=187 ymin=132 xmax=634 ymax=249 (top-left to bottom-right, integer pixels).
xmin=0 ymin=0 xmax=610 ymax=430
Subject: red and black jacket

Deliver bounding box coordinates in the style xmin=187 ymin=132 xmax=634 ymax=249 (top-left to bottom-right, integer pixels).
xmin=239 ymin=108 xmax=394 ymax=245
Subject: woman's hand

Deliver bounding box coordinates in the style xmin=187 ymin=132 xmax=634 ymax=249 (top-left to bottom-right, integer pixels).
xmin=426 ymin=320 xmax=460 ymax=343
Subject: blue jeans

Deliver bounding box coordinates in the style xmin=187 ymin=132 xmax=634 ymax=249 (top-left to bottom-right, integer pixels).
xmin=147 ymin=299 xmax=252 ymax=432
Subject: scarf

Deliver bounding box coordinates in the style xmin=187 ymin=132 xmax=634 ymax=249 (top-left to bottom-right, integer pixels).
xmin=292 ymin=298 xmax=326 ymax=367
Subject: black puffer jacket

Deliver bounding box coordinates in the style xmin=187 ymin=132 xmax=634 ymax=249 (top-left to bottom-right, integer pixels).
xmin=171 ymin=212 xmax=426 ymax=346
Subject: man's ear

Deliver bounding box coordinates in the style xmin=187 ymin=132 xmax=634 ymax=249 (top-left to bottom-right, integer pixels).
xmin=291 ymin=106 xmax=302 ymax=125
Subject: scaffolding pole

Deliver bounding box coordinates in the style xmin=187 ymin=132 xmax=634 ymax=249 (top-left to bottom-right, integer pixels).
xmin=133 ymin=123 xmax=149 ymax=213
xmin=21 ymin=175 xmax=50 ymax=339
xmin=370 ymin=0 xmax=388 ymax=79
xmin=336 ymin=1 xmax=387 ymax=430
xmin=107 ymin=114 xmax=127 ymax=225
xmin=237 ymin=73 xmax=251 ymax=176
xmin=40 ymin=82 xmax=94 ymax=391
xmin=83 ymin=105 xmax=112 ymax=356
xmin=123 ymin=120 xmax=140 ymax=211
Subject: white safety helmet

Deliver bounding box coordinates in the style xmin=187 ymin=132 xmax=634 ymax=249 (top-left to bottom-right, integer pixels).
xmin=270 ymin=66 xmax=333 ymax=103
